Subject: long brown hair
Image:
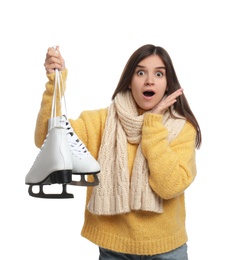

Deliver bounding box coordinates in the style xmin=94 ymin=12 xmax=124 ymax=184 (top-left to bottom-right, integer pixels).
xmin=112 ymin=44 xmax=202 ymax=148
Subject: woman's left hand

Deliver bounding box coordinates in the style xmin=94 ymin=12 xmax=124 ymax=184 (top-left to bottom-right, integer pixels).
xmin=151 ymin=88 xmax=183 ymax=115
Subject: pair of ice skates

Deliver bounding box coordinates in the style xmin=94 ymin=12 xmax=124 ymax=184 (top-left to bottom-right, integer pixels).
xmin=25 ymin=57 xmax=100 ymax=199
xmin=25 ymin=115 xmax=100 ymax=199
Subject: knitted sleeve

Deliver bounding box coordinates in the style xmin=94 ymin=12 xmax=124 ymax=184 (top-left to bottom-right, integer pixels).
xmin=141 ymin=113 xmax=197 ymax=200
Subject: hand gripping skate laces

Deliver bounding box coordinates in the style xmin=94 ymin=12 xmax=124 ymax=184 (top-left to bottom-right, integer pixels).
xmin=25 ymin=66 xmax=74 ymax=199
xmin=48 ymin=115 xmax=100 ymax=186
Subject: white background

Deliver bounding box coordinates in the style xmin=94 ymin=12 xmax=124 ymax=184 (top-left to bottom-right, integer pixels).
xmin=1 ymin=0 xmax=251 ymax=259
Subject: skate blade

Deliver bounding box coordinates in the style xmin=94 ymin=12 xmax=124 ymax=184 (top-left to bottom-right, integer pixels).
xmin=70 ymin=173 xmax=99 ymax=186
xmin=28 ymin=184 xmax=74 ymax=199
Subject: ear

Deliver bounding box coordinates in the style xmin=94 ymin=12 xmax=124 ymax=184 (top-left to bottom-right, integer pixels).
xmin=129 ymin=85 xmax=131 ymax=89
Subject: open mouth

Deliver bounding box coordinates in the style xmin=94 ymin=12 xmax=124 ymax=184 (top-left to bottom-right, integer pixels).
xmin=143 ymin=91 xmax=155 ymax=97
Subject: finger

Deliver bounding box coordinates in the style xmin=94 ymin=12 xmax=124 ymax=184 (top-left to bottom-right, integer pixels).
xmin=164 ymin=89 xmax=183 ymax=102
xmin=169 ymin=88 xmax=183 ymax=98
xmin=46 ymin=46 xmax=62 ymax=63
xmin=45 ymin=61 xmax=63 ymax=73
xmin=160 ymin=89 xmax=183 ymax=107
xmin=151 ymin=88 xmax=184 ymax=114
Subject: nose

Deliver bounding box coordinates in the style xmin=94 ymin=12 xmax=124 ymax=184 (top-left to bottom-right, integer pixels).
xmin=144 ymin=74 xmax=154 ymax=86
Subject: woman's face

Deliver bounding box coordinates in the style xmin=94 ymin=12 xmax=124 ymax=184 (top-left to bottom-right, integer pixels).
xmin=130 ymin=54 xmax=167 ymax=111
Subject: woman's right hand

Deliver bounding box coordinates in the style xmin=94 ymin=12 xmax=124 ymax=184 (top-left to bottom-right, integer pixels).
xmin=44 ymin=46 xmax=65 ymax=74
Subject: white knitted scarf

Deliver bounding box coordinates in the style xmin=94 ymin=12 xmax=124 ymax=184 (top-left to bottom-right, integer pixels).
xmin=87 ymin=91 xmax=186 ymax=215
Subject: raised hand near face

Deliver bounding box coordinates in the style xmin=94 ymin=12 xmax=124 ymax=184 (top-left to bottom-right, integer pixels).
xmin=151 ymin=88 xmax=184 ymax=115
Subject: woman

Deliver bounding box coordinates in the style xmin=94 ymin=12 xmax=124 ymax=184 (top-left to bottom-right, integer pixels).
xmin=38 ymin=44 xmax=201 ymax=259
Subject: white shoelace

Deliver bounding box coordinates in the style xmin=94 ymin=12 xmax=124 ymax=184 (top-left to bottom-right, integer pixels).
xmin=60 ymin=117 xmax=91 ymax=158
xmin=51 ymin=61 xmax=91 ymax=159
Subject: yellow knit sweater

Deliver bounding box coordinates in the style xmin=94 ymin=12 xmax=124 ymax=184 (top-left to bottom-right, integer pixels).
xmin=35 ymin=70 xmax=197 ymax=255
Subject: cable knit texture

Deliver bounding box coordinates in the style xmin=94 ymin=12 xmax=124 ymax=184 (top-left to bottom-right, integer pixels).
xmin=87 ymin=91 xmax=186 ymax=215
xmin=35 ymin=70 xmax=198 ymax=255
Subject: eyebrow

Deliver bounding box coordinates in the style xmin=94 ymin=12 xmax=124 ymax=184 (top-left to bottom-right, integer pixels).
xmin=136 ymin=65 xmax=166 ymax=70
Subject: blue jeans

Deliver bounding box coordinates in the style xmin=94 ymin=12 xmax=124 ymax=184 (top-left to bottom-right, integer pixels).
xmin=99 ymin=244 xmax=188 ymax=260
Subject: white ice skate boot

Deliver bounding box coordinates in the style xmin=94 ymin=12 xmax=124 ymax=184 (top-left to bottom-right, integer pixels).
xmin=48 ymin=115 xmax=100 ymax=186
xmin=25 ymin=126 xmax=74 ymax=198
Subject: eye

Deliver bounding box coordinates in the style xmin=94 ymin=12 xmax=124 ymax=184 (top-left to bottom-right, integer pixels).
xmin=156 ymin=71 xmax=163 ymax=77
xmin=137 ymin=70 xmax=145 ymax=76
